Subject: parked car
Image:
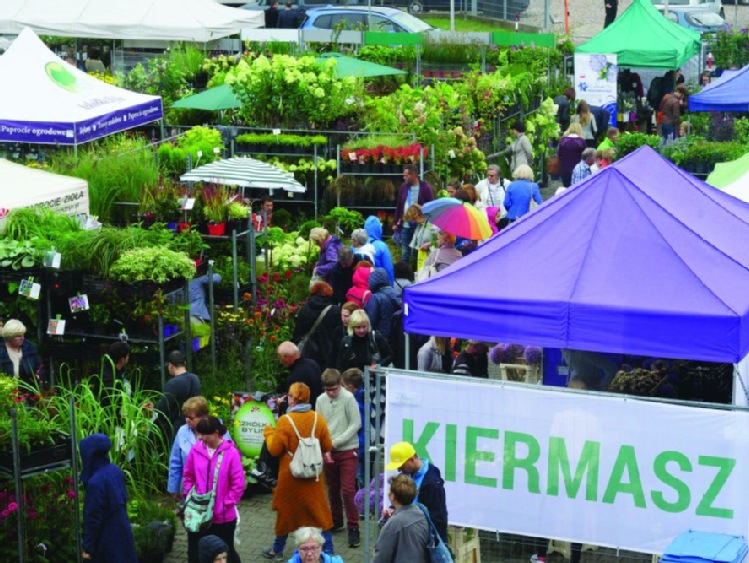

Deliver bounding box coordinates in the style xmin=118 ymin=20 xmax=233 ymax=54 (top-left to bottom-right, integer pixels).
xmin=300 ymin=6 xmax=434 ymax=32
xmin=404 ymin=0 xmax=529 ymax=15
xmin=658 ymin=7 xmax=730 ymax=32
xmin=651 ymin=0 xmax=724 ymax=16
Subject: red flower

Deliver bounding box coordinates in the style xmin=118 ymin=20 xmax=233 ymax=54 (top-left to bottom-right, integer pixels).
xmin=273 ymin=272 xmax=281 ymax=283
xmin=285 ymin=270 xmax=292 ymax=280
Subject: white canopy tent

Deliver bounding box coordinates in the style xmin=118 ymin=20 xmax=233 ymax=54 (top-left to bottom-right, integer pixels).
xmin=0 ymin=0 xmax=263 ymax=41
xmin=0 ymin=28 xmax=162 ymax=145
xmin=0 ymin=158 xmax=89 ymax=217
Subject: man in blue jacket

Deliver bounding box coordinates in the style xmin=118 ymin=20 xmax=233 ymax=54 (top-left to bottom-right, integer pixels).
xmin=364 ymin=268 xmax=400 ymax=339
xmin=384 ymin=441 xmax=449 ymax=544
xmin=364 ymin=216 xmax=395 ymax=283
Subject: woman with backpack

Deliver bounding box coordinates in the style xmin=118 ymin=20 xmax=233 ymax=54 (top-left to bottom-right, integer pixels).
xmin=261 ymin=383 xmax=335 ymax=561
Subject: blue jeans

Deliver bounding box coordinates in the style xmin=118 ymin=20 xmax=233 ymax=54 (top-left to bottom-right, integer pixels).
xmin=661 ymin=124 xmax=675 ymax=141
xmin=400 ymin=226 xmax=415 ymax=263
xmin=273 ymin=531 xmax=334 ymax=555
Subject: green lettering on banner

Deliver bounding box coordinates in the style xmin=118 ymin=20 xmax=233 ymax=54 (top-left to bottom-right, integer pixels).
xmin=465 ymin=426 xmax=499 ymax=488
xmin=503 ymin=431 xmax=541 ymax=493
xmin=602 ymin=445 xmax=646 ymax=508
xmin=651 ymin=451 xmax=692 ymax=513
xmin=445 ymin=424 xmax=457 ymax=482
xmin=402 ymin=418 xmax=439 ymax=461
xmin=696 ymin=456 xmax=736 ymax=519
xmin=547 ymin=437 xmax=600 ymax=501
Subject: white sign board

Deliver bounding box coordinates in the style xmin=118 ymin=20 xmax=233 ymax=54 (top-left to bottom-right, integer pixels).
xmin=574 ymin=53 xmax=618 ymax=128
xmin=385 ymin=371 xmax=749 ymax=554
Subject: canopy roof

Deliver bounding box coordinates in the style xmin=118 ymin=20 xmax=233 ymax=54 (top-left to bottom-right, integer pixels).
xmin=0 ymin=0 xmax=262 ymax=41
xmin=315 ymin=53 xmax=407 ymax=78
xmin=172 ymin=84 xmax=240 ymax=111
xmin=180 ymin=157 xmax=305 ymax=193
xmin=0 ymin=158 xmax=89 ymax=216
xmin=706 ymin=150 xmax=749 ymax=202
xmin=576 ymin=0 xmax=701 ymax=69
xmin=404 ymin=146 xmax=749 ymax=363
xmin=689 ymin=64 xmax=749 ymax=112
xmin=0 ymin=28 xmax=162 ymax=145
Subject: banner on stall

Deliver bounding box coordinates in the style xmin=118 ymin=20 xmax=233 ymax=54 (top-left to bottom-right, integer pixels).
xmin=574 ymin=53 xmax=618 ymax=127
xmin=232 ymin=394 xmax=275 ymax=458
xmin=384 ymin=371 xmax=749 ymax=554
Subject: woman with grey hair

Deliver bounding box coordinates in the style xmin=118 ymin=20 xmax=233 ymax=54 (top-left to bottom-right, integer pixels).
xmin=500 ymin=164 xmax=543 ymax=230
xmin=0 ymin=319 xmax=43 ymax=385
xmin=287 ymin=527 xmax=344 ymax=562
xmin=350 ymin=229 xmax=375 ymax=264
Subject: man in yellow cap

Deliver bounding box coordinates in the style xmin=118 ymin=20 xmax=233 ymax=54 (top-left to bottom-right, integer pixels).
xmin=384 ymin=441 xmax=448 ymax=543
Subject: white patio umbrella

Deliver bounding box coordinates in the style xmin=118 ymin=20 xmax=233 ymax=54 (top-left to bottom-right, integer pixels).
xmin=180 ymin=156 xmax=305 ymax=193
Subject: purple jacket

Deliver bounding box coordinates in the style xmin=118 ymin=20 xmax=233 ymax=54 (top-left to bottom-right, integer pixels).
xmin=315 ymin=236 xmax=343 ymax=280
xmin=557 ymin=136 xmax=587 ymax=177
xmin=182 ymin=439 xmax=245 ymax=524
xmin=394 ymin=180 xmax=434 ymax=227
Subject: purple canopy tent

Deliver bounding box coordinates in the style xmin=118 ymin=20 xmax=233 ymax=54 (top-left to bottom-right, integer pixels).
xmin=404 ymin=146 xmax=749 ymax=363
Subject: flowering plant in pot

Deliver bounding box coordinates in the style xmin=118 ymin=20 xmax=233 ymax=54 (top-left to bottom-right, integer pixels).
xmin=201 ymin=186 xmax=229 ymax=234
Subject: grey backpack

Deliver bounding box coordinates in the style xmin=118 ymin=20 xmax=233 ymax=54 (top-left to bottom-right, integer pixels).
xmin=286 ymin=412 xmax=324 ymax=480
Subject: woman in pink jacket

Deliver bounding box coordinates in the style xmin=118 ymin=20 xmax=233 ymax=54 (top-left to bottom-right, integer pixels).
xmin=183 ymin=416 xmax=246 ymax=563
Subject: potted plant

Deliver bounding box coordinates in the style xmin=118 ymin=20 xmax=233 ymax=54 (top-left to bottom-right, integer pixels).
xmin=201 ymin=186 xmax=229 ymax=235
xmin=109 ymin=247 xmax=196 ymax=299
xmin=227 ymin=200 xmax=250 ymax=234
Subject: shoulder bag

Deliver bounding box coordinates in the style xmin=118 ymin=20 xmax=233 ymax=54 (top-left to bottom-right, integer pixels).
xmin=298 ymin=305 xmax=332 ymax=357
xmin=183 ymin=451 xmax=225 ymax=533
xmin=415 ymin=502 xmax=455 ymax=562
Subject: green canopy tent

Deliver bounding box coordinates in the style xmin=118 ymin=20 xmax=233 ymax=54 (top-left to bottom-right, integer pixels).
xmin=315 ymin=52 xmax=406 ymax=78
xmin=576 ymin=0 xmax=701 ymax=69
xmin=706 ymin=151 xmax=749 ymax=203
xmin=172 ymin=84 xmax=240 ymax=111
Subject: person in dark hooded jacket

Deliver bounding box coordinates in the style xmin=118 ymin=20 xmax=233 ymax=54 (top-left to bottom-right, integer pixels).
xmin=364 ymin=268 xmax=400 ymax=339
xmin=364 ymin=216 xmax=395 ymax=283
xmin=80 ymin=433 xmax=137 ymax=563
xmin=292 ymin=281 xmax=341 ymax=371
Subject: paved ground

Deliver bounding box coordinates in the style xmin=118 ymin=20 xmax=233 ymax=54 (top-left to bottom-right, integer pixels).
xmin=163 ymin=485 xmax=654 ymax=562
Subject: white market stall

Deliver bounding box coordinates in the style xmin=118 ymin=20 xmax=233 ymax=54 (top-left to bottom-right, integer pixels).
xmin=0 ymin=158 xmax=89 ymax=217
xmin=0 ymin=0 xmax=263 ymax=41
xmin=0 ymin=28 xmax=162 ymax=146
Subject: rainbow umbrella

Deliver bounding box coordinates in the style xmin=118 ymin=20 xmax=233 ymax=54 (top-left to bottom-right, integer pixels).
xmin=422 ymin=198 xmax=494 ymax=240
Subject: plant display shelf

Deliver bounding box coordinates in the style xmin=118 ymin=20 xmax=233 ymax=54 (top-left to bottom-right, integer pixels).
xmin=1 ymin=403 xmax=83 ymax=563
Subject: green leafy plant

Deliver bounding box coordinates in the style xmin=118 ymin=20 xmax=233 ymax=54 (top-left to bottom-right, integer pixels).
xmin=201 ymin=186 xmax=230 ymax=224
xmin=615 ymin=132 xmax=660 ymax=158
xmin=228 ymin=201 xmax=250 ymax=220
xmin=0 ymin=238 xmax=50 ymax=270
xmin=324 ymin=207 xmax=364 ymax=236
xmin=235 ymin=133 xmax=327 ymax=148
xmin=109 ymin=247 xmax=196 ymax=283
xmin=2 ymin=207 xmax=81 ymax=242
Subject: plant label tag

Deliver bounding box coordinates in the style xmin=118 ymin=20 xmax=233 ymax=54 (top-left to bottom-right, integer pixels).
xmin=47 ymin=319 xmax=66 ymax=336
xmin=28 ymin=282 xmax=41 ymax=300
xmin=182 ymin=197 xmax=196 ymax=211
xmin=272 ymin=128 xmax=281 ymax=136
xmin=43 ymin=251 xmax=62 ymax=269
xmin=69 ymin=294 xmax=90 ymax=313
xmin=18 ymin=278 xmax=40 ymax=298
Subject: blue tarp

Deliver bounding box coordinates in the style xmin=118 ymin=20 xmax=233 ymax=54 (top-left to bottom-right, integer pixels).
xmin=403 ymin=146 xmax=749 ymax=363
xmin=662 ymin=531 xmax=748 ymax=563
xmin=689 ymin=64 xmax=749 ymax=112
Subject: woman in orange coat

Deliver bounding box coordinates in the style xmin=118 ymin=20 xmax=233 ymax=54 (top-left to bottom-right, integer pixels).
xmin=261 ymin=383 xmax=335 ymax=561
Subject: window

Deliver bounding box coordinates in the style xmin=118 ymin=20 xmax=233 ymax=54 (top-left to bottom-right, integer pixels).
xmin=313 ymin=14 xmax=334 ymax=28
xmin=368 ymin=14 xmax=398 ymax=32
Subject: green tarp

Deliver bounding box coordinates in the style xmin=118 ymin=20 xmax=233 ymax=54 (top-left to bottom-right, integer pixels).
xmin=363 ymin=31 xmax=424 ymax=46
xmin=315 ymin=52 xmax=406 ymax=78
xmin=576 ymin=0 xmax=700 ymax=69
xmin=491 ymin=32 xmax=555 ymax=48
xmin=172 ymin=84 xmax=239 ymax=111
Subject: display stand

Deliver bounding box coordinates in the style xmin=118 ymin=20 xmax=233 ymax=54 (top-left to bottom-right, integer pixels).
xmin=2 ymin=398 xmax=82 ymax=563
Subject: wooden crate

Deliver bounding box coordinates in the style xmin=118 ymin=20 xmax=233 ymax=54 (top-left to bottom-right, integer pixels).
xmin=499 ymin=363 xmax=541 ymax=384
xmin=449 ymin=526 xmax=481 ymax=563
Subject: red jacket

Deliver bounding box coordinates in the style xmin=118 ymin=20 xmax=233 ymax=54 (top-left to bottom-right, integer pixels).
xmin=183 ymin=439 xmax=245 ymax=524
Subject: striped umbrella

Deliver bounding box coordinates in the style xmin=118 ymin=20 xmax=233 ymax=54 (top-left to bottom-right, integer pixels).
xmin=180 ymin=157 xmax=305 ymax=193
xmin=422 ymin=198 xmax=494 ymax=241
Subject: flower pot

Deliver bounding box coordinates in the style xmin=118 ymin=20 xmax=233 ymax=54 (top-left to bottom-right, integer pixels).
xmin=166 ymin=222 xmax=178 ymax=233
xmin=227 ymin=218 xmax=247 ymax=234
xmin=207 ymin=222 xmax=226 ymax=236
xmin=178 ymin=222 xmax=192 ymax=234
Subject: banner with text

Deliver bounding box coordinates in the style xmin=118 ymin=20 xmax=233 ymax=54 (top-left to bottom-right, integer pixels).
xmin=574 ymin=53 xmax=618 ymax=127
xmin=385 ymin=372 xmax=749 ymax=554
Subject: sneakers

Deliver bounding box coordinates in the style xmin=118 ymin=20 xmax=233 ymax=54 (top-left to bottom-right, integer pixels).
xmin=348 ymin=528 xmax=361 ymax=548
xmin=331 ymin=522 xmax=345 ymax=533
xmin=530 ymin=555 xmax=546 ymax=563
xmin=249 ymin=468 xmax=277 ymax=490
xmin=261 ymin=547 xmax=284 ymax=561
